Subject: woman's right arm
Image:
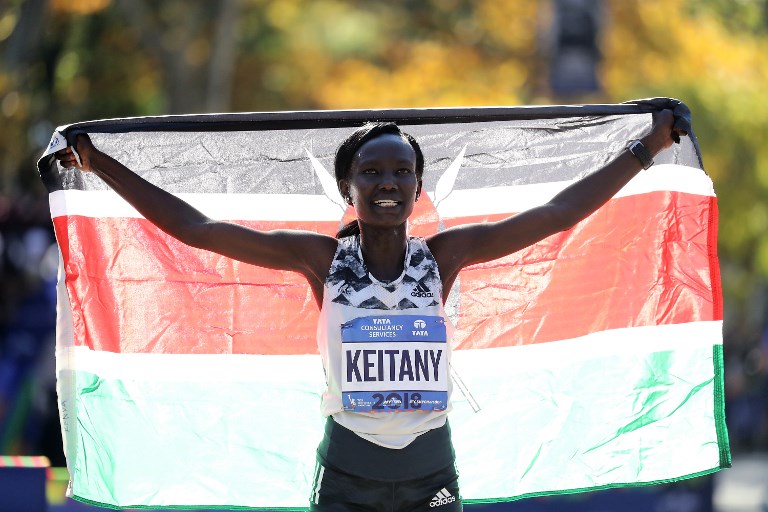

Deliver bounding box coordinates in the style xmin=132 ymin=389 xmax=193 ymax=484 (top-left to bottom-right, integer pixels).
xmin=55 ymin=135 xmax=338 ymax=284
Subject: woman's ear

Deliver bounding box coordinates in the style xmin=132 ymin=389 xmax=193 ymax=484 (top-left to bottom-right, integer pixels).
xmin=339 ymin=180 xmax=352 ymax=204
xmin=415 ymin=180 xmax=423 ymax=201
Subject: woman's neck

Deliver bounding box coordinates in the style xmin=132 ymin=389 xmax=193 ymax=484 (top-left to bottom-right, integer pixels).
xmin=358 ymin=224 xmax=408 ymax=283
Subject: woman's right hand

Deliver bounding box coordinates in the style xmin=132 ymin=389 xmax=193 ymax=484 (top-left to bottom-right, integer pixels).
xmin=55 ymin=134 xmax=98 ymax=172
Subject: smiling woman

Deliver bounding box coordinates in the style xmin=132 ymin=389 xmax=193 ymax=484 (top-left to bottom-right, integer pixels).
xmin=53 ymin=107 xmax=683 ymax=512
xmin=335 ymin=123 xmax=424 ymax=280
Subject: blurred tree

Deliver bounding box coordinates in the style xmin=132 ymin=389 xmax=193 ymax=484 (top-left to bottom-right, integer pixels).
xmin=113 ymin=0 xmax=242 ymax=113
xmin=1 ymin=0 xmax=53 ymax=194
xmin=295 ymin=0 xmax=542 ymax=108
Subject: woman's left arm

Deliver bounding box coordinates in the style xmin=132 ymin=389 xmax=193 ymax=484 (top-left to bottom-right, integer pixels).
xmin=428 ymin=109 xmax=685 ymax=290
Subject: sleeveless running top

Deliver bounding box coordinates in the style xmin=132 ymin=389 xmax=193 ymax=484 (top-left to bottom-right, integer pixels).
xmin=317 ymin=235 xmax=454 ymax=449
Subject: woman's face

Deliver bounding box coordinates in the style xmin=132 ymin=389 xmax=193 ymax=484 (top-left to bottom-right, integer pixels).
xmin=340 ymin=133 xmax=422 ymax=230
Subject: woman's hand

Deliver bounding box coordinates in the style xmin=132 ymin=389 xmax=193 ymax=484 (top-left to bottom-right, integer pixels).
xmin=642 ymin=109 xmax=688 ymax=155
xmin=54 ymin=134 xmax=98 ymax=172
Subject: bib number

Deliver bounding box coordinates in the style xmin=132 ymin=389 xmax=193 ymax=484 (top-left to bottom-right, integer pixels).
xmin=340 ymin=315 xmax=448 ymax=413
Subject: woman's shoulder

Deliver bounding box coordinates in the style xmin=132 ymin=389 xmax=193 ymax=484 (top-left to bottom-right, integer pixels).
xmin=293 ymin=231 xmax=339 ymax=278
xmin=408 ymin=236 xmax=438 ymax=264
xmin=327 ymin=234 xmax=361 ymax=267
xmin=336 ymin=233 xmax=359 ymax=252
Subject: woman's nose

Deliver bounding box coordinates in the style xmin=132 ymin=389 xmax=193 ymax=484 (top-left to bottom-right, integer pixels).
xmin=378 ymin=171 xmax=397 ymax=189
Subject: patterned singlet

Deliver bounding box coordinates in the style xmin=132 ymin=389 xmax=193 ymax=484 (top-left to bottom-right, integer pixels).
xmin=317 ymin=235 xmax=454 ymax=449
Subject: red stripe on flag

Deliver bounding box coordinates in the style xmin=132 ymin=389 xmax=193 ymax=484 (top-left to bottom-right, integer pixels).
xmin=443 ymin=191 xmax=719 ymax=349
xmin=707 ymin=197 xmax=723 ymax=321
xmin=53 ymin=191 xmax=716 ymax=355
xmin=54 ymin=218 xmax=335 ymax=354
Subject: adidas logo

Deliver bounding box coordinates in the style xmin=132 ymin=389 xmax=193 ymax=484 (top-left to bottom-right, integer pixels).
xmin=429 ymin=488 xmax=456 ymax=507
xmin=411 ymin=282 xmax=434 ymax=298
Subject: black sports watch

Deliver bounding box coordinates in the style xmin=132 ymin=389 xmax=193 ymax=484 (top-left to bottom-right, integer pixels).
xmin=627 ymin=139 xmax=654 ymax=170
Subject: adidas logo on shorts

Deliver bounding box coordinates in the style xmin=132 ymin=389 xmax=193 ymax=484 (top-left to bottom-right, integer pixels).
xmin=411 ymin=282 xmax=434 ymax=298
xmin=429 ymin=488 xmax=456 ymax=507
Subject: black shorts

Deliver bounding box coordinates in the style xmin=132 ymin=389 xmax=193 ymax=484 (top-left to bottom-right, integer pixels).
xmin=309 ymin=460 xmax=462 ymax=512
xmin=316 ymin=417 xmax=455 ymax=481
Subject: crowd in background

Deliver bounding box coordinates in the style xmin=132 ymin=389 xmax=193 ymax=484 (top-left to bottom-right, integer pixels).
xmin=0 ymin=191 xmax=64 ymax=466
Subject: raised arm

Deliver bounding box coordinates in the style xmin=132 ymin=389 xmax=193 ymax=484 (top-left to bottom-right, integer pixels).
xmin=55 ymin=135 xmax=337 ymax=301
xmin=428 ymin=109 xmax=684 ymax=292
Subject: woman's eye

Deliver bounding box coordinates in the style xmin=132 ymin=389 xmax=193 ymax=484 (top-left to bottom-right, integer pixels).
xmin=397 ymin=168 xmax=413 ymax=174
xmin=362 ymin=168 xmax=377 ymax=174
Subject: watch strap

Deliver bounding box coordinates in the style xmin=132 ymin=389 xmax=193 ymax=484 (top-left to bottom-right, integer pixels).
xmin=627 ymin=139 xmax=654 ymax=170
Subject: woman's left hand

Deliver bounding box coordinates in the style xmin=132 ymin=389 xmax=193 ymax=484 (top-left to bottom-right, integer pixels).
xmin=643 ymin=109 xmax=688 ymax=155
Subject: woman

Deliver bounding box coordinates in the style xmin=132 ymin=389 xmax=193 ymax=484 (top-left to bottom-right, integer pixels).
xmin=55 ymin=109 xmax=683 ymax=511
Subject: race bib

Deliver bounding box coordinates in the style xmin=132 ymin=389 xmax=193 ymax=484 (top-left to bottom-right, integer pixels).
xmin=340 ymin=315 xmax=448 ymax=413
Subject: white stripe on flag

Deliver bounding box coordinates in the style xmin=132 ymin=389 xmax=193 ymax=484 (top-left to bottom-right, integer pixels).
xmin=62 ymin=347 xmax=325 ymax=382
xmin=433 ymin=164 xmax=714 ymax=218
xmin=48 ymin=164 xmax=712 ymax=220
xmin=453 ymin=320 xmax=723 ymax=374
xmin=49 ymin=190 xmax=345 ymax=221
xmin=62 ymin=321 xmax=722 ymax=382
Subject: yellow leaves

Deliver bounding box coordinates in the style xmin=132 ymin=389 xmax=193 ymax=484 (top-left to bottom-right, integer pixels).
xmin=744 ymin=200 xmax=768 ymax=276
xmin=682 ymin=18 xmax=766 ymax=89
xmin=602 ymin=0 xmax=768 ymax=93
xmin=1 ymin=90 xmax=21 ymax=118
xmin=266 ymin=0 xmax=301 ymax=29
xmin=497 ymin=61 xmax=529 ymax=91
xmin=184 ymin=39 xmax=211 ymax=67
xmin=635 ymin=0 xmax=686 ymax=28
xmin=266 ymin=0 xmax=385 ymax=58
xmin=0 ymin=9 xmax=17 ymax=43
xmin=756 ymin=241 xmax=768 ymax=277
xmin=55 ymin=52 xmax=81 ymax=83
xmin=51 ymin=0 xmax=111 ymax=15
xmin=55 ymin=50 xmax=91 ymax=106
xmin=313 ymin=42 xmax=525 ymax=109
xmin=476 ymin=0 xmax=540 ymax=53
xmin=256 ymin=0 xmax=540 ymax=109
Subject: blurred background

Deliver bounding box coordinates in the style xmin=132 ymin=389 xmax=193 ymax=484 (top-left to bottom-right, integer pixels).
xmin=0 ymin=0 xmax=767 ymax=510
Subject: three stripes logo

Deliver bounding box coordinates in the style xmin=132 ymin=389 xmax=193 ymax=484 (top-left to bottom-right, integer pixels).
xmin=429 ymin=488 xmax=456 ymax=508
xmin=411 ymin=282 xmax=434 ymax=298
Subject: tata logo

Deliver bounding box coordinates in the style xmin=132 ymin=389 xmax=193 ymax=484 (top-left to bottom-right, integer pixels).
xmin=412 ymin=319 xmax=429 ymax=336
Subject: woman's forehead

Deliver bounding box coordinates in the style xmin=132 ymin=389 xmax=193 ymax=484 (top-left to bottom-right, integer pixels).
xmin=353 ymin=134 xmax=416 ymax=165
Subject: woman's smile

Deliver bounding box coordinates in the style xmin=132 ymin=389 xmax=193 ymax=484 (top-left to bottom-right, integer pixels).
xmin=373 ymin=199 xmax=400 ymax=208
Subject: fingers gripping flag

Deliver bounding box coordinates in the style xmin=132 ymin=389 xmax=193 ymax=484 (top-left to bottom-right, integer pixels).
xmin=38 ymin=102 xmax=730 ymax=509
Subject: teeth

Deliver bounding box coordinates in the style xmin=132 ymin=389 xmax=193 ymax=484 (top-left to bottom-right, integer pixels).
xmin=375 ymin=200 xmax=398 ymax=207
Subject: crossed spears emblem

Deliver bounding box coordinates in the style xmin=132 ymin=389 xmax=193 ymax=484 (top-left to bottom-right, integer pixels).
xmin=304 ymin=145 xmax=468 ymax=221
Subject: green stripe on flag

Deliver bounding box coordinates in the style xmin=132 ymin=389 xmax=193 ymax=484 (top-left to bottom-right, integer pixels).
xmin=66 ymin=339 xmax=727 ymax=509
xmin=712 ymin=344 xmax=732 ymax=468
xmin=67 ymin=370 xmax=325 ymax=509
xmin=450 ymin=343 xmax=726 ymax=502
